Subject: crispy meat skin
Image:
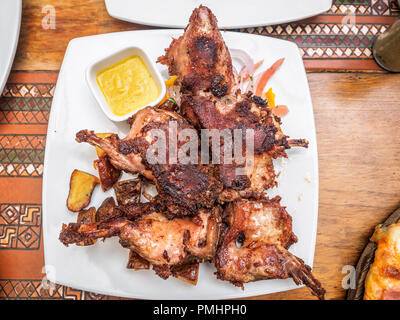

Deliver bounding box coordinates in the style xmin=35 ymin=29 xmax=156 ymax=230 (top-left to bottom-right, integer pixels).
xmin=158 ymin=6 xmax=234 ymax=96
xmin=95 ymin=197 xmax=117 ymax=222
xmin=171 ymin=262 xmax=200 ymax=285
xmin=182 ymin=92 xmax=290 ymax=157
xmin=95 ymin=156 xmax=121 ymax=191
xmin=76 ymin=207 xmax=97 ymax=246
xmin=119 ymin=207 xmax=220 ymax=266
xmin=76 ymin=107 xmax=222 ymax=216
xmin=160 ymin=6 xmax=308 ymax=199
xmin=76 ymin=131 xmax=151 ymax=178
xmin=128 ymin=255 xmax=198 ymax=284
xmin=59 ymin=203 xmax=221 ymax=268
xmin=181 ymin=91 xmax=307 ymax=199
xmin=113 ymin=179 xmax=142 ymax=206
xmin=127 ymin=250 xmax=150 ymax=270
xmin=215 ymin=197 xmax=325 ymax=300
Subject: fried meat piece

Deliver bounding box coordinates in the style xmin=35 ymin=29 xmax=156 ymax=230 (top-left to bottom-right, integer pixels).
xmin=215 ymin=197 xmax=325 ymax=299
xmin=159 ymin=5 xmax=308 ymax=199
xmin=127 ymin=250 xmax=150 ymax=270
xmin=118 ymin=207 xmax=221 ymax=266
xmin=59 ymin=204 xmax=221 ymax=268
xmin=157 ymin=5 xmax=235 ymax=96
xmin=76 ymin=107 xmax=222 ymax=216
xmin=171 ymin=262 xmax=200 ymax=285
xmin=94 ymin=156 xmax=121 ymax=191
xmin=76 ymin=207 xmax=97 ymax=246
xmin=182 ymin=92 xmax=307 ymax=200
xmin=95 ymin=197 xmax=117 ymax=222
xmin=113 ymin=179 xmax=142 ymax=206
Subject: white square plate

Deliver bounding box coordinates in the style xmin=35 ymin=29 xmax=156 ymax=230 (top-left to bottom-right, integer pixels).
xmin=43 ymin=30 xmax=319 ymax=300
xmin=105 ymin=0 xmax=332 ymax=29
xmin=0 ymin=0 xmax=21 ymax=95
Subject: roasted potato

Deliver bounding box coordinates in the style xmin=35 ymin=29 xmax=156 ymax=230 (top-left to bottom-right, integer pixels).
xmin=172 ymin=262 xmax=199 ymax=285
xmin=113 ymin=179 xmax=142 ymax=206
xmin=126 ymin=250 xmax=150 ymax=270
xmin=96 ymin=197 xmax=117 ymax=222
xmin=67 ymin=169 xmax=99 ymax=212
xmin=76 ymin=207 xmax=97 ymax=246
xmin=94 ymin=156 xmax=121 ymax=192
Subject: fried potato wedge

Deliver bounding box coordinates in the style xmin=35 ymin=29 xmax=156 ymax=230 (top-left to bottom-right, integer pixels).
xmin=127 ymin=250 xmax=150 ymax=270
xmin=76 ymin=207 xmax=97 ymax=246
xmin=113 ymin=179 xmax=142 ymax=206
xmin=94 ymin=156 xmax=121 ymax=192
xmin=67 ymin=169 xmax=99 ymax=212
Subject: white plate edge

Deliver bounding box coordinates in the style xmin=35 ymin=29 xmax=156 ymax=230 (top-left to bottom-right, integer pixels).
xmin=0 ymin=0 xmax=22 ymax=95
xmin=105 ymin=0 xmax=332 ymax=29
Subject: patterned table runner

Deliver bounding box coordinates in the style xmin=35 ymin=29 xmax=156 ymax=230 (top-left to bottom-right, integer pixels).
xmin=241 ymin=0 xmax=399 ymax=70
xmin=0 ymin=72 xmax=112 ymax=299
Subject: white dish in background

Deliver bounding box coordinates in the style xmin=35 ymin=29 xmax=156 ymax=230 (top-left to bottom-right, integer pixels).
xmin=105 ymin=0 xmax=332 ymax=29
xmin=0 ymin=0 xmax=22 ymax=95
xmin=43 ymin=30 xmax=319 ymax=300
xmin=86 ymin=46 xmax=166 ymax=122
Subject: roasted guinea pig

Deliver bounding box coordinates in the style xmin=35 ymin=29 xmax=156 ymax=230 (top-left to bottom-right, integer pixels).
xmin=158 ymin=6 xmax=308 ymax=201
xmin=59 ymin=202 xmax=221 ymax=280
xmin=214 ymin=197 xmax=325 ymax=300
xmin=76 ymin=106 xmax=222 ymax=216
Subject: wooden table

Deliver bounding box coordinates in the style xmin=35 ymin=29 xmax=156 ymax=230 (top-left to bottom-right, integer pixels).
xmin=0 ymin=0 xmax=399 ymax=300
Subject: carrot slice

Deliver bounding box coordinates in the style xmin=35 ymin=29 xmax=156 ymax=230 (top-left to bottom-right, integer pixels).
xmin=254 ymin=59 xmax=264 ymax=71
xmin=157 ymin=94 xmax=169 ymax=106
xmin=272 ymin=105 xmax=289 ymax=117
xmin=255 ymin=58 xmax=285 ymax=97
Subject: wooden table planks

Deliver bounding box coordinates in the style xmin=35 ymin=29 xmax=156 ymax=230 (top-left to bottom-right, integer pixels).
xmin=257 ymin=72 xmax=400 ymax=300
xmin=2 ymin=0 xmax=400 ymax=300
xmin=15 ymin=0 xmax=149 ymax=71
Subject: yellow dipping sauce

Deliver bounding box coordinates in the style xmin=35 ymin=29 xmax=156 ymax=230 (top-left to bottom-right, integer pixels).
xmin=96 ymin=55 xmax=159 ymax=116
